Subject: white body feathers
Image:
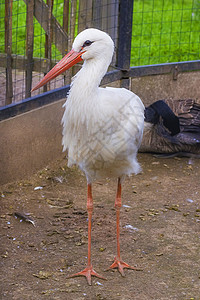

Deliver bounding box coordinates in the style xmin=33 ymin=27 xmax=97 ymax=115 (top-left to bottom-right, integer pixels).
xmin=61 ymin=29 xmax=144 ymax=183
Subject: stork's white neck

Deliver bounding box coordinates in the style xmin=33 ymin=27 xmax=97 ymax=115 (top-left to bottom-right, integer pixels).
xmin=69 ymin=55 xmax=111 ymax=101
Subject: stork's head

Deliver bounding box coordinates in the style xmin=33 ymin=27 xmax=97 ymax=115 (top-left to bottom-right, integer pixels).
xmin=72 ymin=28 xmax=114 ymax=61
xmin=32 ymin=28 xmax=114 ymax=92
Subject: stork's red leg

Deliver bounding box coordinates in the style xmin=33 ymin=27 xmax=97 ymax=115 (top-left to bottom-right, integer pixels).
xmin=67 ymin=183 xmax=106 ymax=285
xmin=107 ymin=178 xmax=140 ymax=276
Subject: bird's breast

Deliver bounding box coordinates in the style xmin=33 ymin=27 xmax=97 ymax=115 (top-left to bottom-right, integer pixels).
xmin=62 ymin=87 xmax=144 ymax=181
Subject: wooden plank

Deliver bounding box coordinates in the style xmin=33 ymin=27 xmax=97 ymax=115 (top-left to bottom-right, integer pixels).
xmin=78 ymin=0 xmax=93 ymax=33
xmin=44 ymin=0 xmax=54 ymax=92
xmin=23 ymin=0 xmax=68 ymax=56
xmin=101 ymin=0 xmax=119 ymax=40
xmin=0 ymin=53 xmax=57 ymax=73
xmin=63 ymin=0 xmax=69 ymax=85
xmin=101 ymin=0 xmax=108 ymax=32
xmin=5 ymin=0 xmax=13 ymax=105
xmin=92 ymin=0 xmax=102 ymax=30
xmin=25 ymin=0 xmax=34 ymax=98
xmin=63 ymin=0 xmax=69 ymax=36
xmin=69 ymin=0 xmax=77 ymax=49
xmin=101 ymin=0 xmax=119 ymax=67
xmin=66 ymin=0 xmax=77 ymax=80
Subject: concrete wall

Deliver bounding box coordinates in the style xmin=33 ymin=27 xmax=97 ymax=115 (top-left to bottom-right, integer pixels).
xmin=131 ymin=71 xmax=200 ymax=107
xmin=0 ymin=72 xmax=199 ymax=185
xmin=0 ymin=99 xmax=65 ymax=185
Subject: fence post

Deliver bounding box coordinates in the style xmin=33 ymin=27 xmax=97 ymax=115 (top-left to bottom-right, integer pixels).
xmin=25 ymin=0 xmax=34 ymax=98
xmin=93 ymin=0 xmax=119 ymax=66
xmin=43 ymin=0 xmax=53 ymax=93
xmin=116 ymin=0 xmax=133 ymax=89
xmin=5 ymin=0 xmax=13 ymax=105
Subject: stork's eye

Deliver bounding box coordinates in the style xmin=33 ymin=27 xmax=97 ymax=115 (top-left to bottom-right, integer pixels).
xmin=82 ymin=40 xmax=93 ymax=48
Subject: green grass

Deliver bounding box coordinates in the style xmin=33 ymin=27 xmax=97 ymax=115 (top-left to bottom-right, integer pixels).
xmin=131 ymin=0 xmax=200 ymax=66
xmin=0 ymin=0 xmax=200 ymax=66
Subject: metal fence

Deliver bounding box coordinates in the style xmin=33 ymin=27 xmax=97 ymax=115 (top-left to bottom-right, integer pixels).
xmin=1 ymin=0 xmax=120 ymax=107
xmin=0 ymin=0 xmax=200 ymax=113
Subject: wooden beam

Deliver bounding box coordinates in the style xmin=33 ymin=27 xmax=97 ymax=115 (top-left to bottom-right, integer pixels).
xmin=25 ymin=0 xmax=34 ymax=98
xmin=0 ymin=53 xmax=57 ymax=73
xmin=92 ymin=0 xmax=102 ymax=29
xmin=78 ymin=0 xmax=93 ymax=33
xmin=63 ymin=0 xmax=69 ymax=85
xmin=23 ymin=0 xmax=68 ymax=55
xmin=69 ymin=0 xmax=77 ymax=49
xmin=100 ymin=0 xmax=119 ymax=67
xmin=44 ymin=0 xmax=53 ymax=92
xmin=63 ymin=0 xmax=69 ymax=35
xmin=5 ymin=0 xmax=13 ymax=105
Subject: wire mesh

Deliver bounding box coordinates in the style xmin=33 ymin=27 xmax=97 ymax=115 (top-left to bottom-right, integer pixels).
xmin=131 ymin=0 xmax=200 ymax=66
xmin=0 ymin=0 xmax=119 ymax=107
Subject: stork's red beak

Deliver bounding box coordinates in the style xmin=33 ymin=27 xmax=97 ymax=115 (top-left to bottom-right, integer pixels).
xmin=31 ymin=49 xmax=85 ymax=92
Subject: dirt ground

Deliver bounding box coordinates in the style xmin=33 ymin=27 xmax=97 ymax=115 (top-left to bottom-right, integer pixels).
xmin=0 ymin=153 xmax=200 ymax=300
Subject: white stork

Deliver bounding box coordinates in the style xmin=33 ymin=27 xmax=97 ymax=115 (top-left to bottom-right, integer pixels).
xmin=32 ymin=28 xmax=144 ymax=285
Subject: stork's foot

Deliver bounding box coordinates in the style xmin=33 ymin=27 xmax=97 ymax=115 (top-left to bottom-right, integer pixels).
xmin=107 ymin=256 xmax=142 ymax=277
xmin=67 ymin=265 xmax=106 ymax=285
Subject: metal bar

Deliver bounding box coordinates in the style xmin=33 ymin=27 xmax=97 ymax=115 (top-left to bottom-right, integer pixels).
xmin=116 ymin=0 xmax=133 ymax=70
xmin=25 ymin=0 xmax=34 ymax=98
xmin=116 ymin=0 xmax=133 ymax=88
xmin=129 ymin=61 xmax=200 ymax=78
xmin=5 ymin=0 xmax=13 ymax=105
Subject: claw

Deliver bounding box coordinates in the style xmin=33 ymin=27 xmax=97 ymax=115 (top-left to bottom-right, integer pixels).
xmin=67 ymin=265 xmax=106 ymax=285
xmin=107 ymin=257 xmax=142 ymax=276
